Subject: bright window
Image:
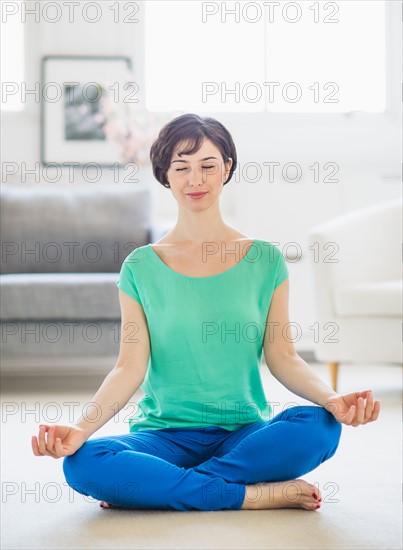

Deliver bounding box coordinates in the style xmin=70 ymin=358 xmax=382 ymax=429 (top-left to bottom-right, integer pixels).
xmin=145 ymin=0 xmax=386 ymax=113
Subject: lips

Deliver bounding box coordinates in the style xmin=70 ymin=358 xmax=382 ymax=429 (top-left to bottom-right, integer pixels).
xmin=187 ymin=192 xmax=208 ymax=197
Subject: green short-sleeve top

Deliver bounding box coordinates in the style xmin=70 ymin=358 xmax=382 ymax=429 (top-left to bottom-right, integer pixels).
xmin=115 ymin=238 xmax=289 ymax=432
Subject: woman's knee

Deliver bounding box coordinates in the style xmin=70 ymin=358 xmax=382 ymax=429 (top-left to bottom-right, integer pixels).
xmin=308 ymin=406 xmax=342 ymax=457
xmin=63 ymin=454 xmax=103 ymax=501
xmin=62 ymin=438 xmax=111 ymax=493
xmin=62 ymin=441 xmax=92 ymax=488
xmin=62 ymin=435 xmax=136 ymax=489
xmin=293 ymin=405 xmax=341 ymax=447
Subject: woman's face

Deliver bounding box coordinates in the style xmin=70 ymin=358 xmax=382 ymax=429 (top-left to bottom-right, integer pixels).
xmin=166 ymin=138 xmax=233 ymax=207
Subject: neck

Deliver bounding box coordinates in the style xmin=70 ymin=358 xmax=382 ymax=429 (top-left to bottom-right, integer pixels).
xmin=168 ymin=208 xmax=236 ymax=246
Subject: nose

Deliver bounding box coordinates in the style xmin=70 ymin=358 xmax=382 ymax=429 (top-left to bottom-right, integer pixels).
xmin=188 ymin=169 xmax=204 ymax=187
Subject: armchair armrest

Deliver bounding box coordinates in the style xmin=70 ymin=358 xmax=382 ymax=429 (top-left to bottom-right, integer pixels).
xmin=307 ymin=198 xmax=401 ymax=327
xmin=308 ymin=198 xmax=401 ymax=288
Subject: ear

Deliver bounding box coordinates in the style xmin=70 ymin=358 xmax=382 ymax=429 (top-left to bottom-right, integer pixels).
xmin=224 ymin=157 xmax=233 ymax=179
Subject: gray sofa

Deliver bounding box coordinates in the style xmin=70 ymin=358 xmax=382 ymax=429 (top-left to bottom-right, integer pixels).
xmin=0 ymin=183 xmax=167 ymax=376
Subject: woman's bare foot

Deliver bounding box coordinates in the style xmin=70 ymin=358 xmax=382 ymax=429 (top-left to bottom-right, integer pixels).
xmin=241 ymin=478 xmax=322 ymax=511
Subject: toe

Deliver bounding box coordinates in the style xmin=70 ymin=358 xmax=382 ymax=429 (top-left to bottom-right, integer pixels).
xmin=310 ymin=487 xmax=322 ymax=501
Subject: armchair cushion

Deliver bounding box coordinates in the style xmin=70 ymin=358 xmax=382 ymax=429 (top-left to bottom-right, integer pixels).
xmin=333 ymin=279 xmax=402 ymax=318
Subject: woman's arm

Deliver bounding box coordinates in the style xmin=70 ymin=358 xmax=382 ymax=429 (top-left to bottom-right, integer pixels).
xmin=264 ymin=278 xmax=380 ymax=426
xmin=265 ymin=350 xmax=339 ymax=407
xmin=32 ymin=290 xmax=150 ymax=458
xmin=75 ymin=289 xmax=150 ymax=438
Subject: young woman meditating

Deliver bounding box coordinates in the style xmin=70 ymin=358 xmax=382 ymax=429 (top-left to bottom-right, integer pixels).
xmin=32 ymin=113 xmax=380 ymax=512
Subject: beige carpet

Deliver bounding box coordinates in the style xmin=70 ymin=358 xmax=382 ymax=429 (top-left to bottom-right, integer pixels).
xmin=1 ymin=362 xmax=401 ymax=550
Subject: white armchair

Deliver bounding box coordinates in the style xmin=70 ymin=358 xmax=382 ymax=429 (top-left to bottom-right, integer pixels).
xmin=307 ymin=198 xmax=402 ymax=392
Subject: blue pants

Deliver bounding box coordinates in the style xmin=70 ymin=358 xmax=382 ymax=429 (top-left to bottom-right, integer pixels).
xmin=63 ymin=405 xmax=342 ymax=511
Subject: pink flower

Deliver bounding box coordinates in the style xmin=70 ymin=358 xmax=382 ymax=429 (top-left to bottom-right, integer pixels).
xmin=99 ymin=79 xmax=183 ymax=165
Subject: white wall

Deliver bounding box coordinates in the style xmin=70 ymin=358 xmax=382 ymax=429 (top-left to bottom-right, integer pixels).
xmin=2 ymin=0 xmax=401 ymax=351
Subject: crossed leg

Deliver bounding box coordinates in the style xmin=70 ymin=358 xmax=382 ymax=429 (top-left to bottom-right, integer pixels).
xmin=63 ymin=405 xmax=342 ymax=511
xmin=191 ymin=405 xmax=342 ymax=510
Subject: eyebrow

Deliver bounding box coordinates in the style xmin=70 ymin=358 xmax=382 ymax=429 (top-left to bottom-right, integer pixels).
xmin=171 ymin=156 xmax=219 ymax=164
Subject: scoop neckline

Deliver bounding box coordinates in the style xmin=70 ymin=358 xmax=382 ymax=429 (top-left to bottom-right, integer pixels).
xmin=146 ymin=238 xmax=259 ymax=280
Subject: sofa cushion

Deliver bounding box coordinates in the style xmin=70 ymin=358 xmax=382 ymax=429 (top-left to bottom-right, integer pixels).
xmin=333 ymin=280 xmax=402 ymax=318
xmin=1 ymin=272 xmax=122 ymax=320
xmin=0 ymin=184 xmax=151 ymax=274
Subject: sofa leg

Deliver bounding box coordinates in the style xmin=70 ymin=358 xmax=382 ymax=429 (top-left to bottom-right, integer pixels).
xmin=328 ymin=362 xmax=339 ymax=392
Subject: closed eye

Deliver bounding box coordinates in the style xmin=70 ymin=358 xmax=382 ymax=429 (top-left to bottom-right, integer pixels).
xmin=175 ymin=165 xmax=215 ymax=172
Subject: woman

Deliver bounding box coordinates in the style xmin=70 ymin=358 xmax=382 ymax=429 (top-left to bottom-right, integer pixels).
xmin=32 ymin=113 xmax=380 ymax=512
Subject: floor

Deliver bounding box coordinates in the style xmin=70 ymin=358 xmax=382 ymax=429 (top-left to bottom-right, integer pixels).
xmin=1 ymin=362 xmax=401 ymax=549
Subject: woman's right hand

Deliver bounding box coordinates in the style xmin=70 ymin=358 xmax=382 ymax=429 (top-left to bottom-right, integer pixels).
xmin=31 ymin=424 xmax=89 ymax=459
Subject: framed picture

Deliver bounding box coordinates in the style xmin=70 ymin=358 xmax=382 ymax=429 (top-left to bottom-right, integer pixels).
xmin=41 ymin=55 xmax=132 ymax=166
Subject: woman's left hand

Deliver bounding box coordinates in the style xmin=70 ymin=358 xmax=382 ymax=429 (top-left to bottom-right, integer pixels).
xmin=324 ymin=390 xmax=380 ymax=426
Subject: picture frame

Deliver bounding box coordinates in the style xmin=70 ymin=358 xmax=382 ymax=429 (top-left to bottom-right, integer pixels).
xmin=41 ymin=55 xmax=133 ymax=167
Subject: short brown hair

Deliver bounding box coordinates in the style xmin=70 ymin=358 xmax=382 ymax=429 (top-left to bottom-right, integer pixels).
xmin=149 ymin=113 xmax=237 ymax=188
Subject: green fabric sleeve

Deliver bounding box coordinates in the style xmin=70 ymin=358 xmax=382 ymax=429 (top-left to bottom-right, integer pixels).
xmin=115 ymin=258 xmax=142 ymax=305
